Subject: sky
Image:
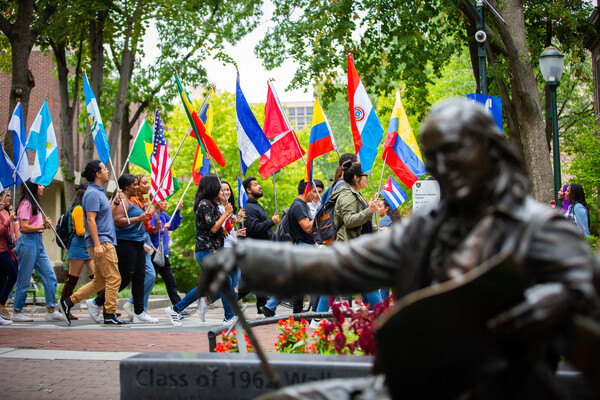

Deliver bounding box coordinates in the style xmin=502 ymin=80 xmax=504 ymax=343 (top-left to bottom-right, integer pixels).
xmin=142 ymin=3 xmax=314 ymax=104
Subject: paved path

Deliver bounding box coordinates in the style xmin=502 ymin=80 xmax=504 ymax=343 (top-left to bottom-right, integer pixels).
xmin=0 ymin=303 xmax=298 ymax=399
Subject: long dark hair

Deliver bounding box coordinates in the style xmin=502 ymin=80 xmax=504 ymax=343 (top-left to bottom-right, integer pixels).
xmin=380 ymin=198 xmax=401 ymax=223
xmin=221 ymin=180 xmax=238 ymax=214
xmin=334 ymin=153 xmax=358 ymax=181
xmin=19 ymin=179 xmax=40 ymax=215
xmin=72 ymin=183 xmax=89 ymax=206
xmin=570 ymin=184 xmax=590 ymax=229
xmin=194 ymin=173 xmax=221 ymax=211
xmin=342 ymin=161 xmax=364 ymax=185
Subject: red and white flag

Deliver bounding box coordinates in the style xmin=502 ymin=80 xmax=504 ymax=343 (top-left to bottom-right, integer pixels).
xmin=258 ymin=82 xmax=304 ymax=178
xmin=150 ymin=110 xmax=174 ymax=202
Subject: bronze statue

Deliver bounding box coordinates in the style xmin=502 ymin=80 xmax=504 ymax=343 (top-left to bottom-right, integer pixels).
xmin=200 ymin=99 xmax=600 ymax=399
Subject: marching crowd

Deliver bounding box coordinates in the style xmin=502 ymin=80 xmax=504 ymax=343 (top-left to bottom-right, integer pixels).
xmin=0 ymin=153 xmax=591 ymax=328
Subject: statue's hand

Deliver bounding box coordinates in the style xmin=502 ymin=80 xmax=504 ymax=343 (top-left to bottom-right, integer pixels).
xmin=487 ymin=283 xmax=573 ymax=340
xmin=198 ymin=247 xmax=239 ymax=297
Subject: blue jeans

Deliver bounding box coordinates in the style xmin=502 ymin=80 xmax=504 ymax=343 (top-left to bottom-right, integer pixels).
xmin=362 ymin=291 xmax=383 ymax=308
xmin=316 ymin=296 xmax=332 ymax=312
xmin=264 ymin=243 xmax=311 ymax=313
xmin=128 ymin=233 xmax=156 ymax=311
xmin=174 ymin=251 xmax=235 ymax=320
xmin=13 ymin=232 xmax=57 ymax=311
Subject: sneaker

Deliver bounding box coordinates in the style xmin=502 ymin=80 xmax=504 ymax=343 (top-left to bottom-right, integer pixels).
xmin=45 ymin=310 xmax=64 ymax=321
xmin=164 ymin=307 xmax=182 ymax=327
xmin=86 ymin=299 xmax=102 ymax=323
xmin=133 ymin=312 xmax=159 ymax=324
xmin=59 ymin=298 xmax=74 ymax=326
xmin=0 ymin=309 xmax=10 ymax=319
xmin=223 ymin=316 xmax=239 ymax=326
xmin=0 ymin=315 xmax=13 ymax=325
xmin=259 ymin=306 xmax=275 ymax=318
xmin=104 ymin=313 xmax=128 ymax=325
xmin=198 ymin=298 xmax=208 ymax=322
xmin=123 ymin=301 xmax=135 ymax=320
xmin=11 ymin=312 xmax=33 ymax=322
xmin=309 ymin=319 xmax=321 ymax=330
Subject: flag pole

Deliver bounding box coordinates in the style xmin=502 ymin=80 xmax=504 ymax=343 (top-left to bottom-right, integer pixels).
xmin=268 ymin=80 xmax=306 ymax=166
xmin=108 ymin=157 xmax=130 ymax=224
xmin=149 ymin=85 xmax=213 ymax=205
xmin=272 ymin=174 xmax=278 ymax=215
xmin=1 ymin=147 xmax=67 ymax=249
xmin=167 ymin=177 xmax=193 ymax=226
xmin=120 ymin=121 xmax=147 ymax=177
xmin=369 ymin=173 xmax=380 ymax=229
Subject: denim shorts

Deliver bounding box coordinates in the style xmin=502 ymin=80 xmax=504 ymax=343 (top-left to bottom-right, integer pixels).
xmin=67 ymin=235 xmax=91 ymax=260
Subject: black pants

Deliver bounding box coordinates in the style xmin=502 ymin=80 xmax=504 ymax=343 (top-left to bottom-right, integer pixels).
xmin=237 ymin=287 xmax=267 ymax=312
xmin=96 ymin=239 xmax=146 ymax=314
xmin=152 ymin=255 xmax=181 ymax=305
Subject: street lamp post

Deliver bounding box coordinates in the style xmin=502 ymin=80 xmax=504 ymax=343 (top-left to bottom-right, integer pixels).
xmin=539 ymin=46 xmax=565 ymax=208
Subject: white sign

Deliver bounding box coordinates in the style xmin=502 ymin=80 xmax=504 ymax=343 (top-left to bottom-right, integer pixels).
xmin=412 ymin=180 xmax=440 ymax=213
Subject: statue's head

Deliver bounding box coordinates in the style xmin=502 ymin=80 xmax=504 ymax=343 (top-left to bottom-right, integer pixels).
xmin=420 ymin=99 xmax=525 ymax=207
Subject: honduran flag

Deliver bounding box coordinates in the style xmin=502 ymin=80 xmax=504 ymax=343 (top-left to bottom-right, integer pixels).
xmin=382 ymin=91 xmax=426 ymax=188
xmin=236 ymin=74 xmax=271 ymax=175
xmin=83 ymin=74 xmax=111 ymax=165
xmin=347 ymin=53 xmax=383 ymax=174
xmin=238 ymin=177 xmax=248 ymax=210
xmin=305 ymin=96 xmax=336 ymax=195
xmin=381 ymin=175 xmax=407 ymax=211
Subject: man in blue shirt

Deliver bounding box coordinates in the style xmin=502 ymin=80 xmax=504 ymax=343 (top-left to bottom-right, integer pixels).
xmin=59 ymin=160 xmax=126 ymax=325
xmin=150 ymin=199 xmax=183 ymax=306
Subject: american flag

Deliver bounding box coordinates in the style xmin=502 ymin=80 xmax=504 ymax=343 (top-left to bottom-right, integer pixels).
xmin=150 ymin=110 xmax=174 ymax=202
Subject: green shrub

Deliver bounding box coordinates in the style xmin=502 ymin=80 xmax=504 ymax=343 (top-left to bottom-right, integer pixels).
xmin=170 ymin=250 xmax=200 ymax=292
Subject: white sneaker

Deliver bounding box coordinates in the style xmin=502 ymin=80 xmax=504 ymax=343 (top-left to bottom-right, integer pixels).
xmin=198 ymin=298 xmax=208 ymax=322
xmin=86 ymin=299 xmax=102 ymax=323
xmin=309 ymin=319 xmax=321 ymax=330
xmin=164 ymin=307 xmax=182 ymax=327
xmin=11 ymin=312 xmax=33 ymax=322
xmin=0 ymin=315 xmax=13 ymax=325
xmin=223 ymin=316 xmax=239 ymax=326
xmin=45 ymin=310 xmax=64 ymax=321
xmin=133 ymin=312 xmax=159 ymax=324
xmin=123 ymin=301 xmax=135 ymax=320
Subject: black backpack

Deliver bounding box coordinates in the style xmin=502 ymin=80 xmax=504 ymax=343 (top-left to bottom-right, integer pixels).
xmin=273 ymin=208 xmax=295 ymax=242
xmin=55 ymin=205 xmax=76 ymax=250
xmin=313 ymin=197 xmax=337 ymax=244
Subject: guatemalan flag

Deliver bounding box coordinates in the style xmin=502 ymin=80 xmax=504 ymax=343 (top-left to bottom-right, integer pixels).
xmin=305 ymin=95 xmax=336 ymax=195
xmin=381 ymin=175 xmax=407 ymax=211
xmin=236 ymin=74 xmax=271 ymax=175
xmin=347 ymin=54 xmax=383 ymax=174
xmin=382 ymin=91 xmax=426 ymax=188
xmin=27 ymin=99 xmax=59 ymax=186
xmin=83 ymin=74 xmax=111 ymax=165
xmin=8 ymin=102 xmax=28 ymax=186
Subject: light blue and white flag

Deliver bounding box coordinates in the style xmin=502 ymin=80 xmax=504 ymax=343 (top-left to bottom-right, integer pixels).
xmin=381 ymin=175 xmax=407 ymax=211
xmin=0 ymin=141 xmax=17 ymax=191
xmin=83 ymin=73 xmax=111 ymax=164
xmin=238 ymin=176 xmax=248 ymax=210
xmin=8 ymin=102 xmax=28 ymax=185
xmin=236 ymin=74 xmax=271 ymax=175
xmin=26 ymin=99 xmax=58 ymax=186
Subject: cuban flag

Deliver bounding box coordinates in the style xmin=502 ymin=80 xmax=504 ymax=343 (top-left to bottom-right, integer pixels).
xmin=8 ymin=102 xmax=28 ymax=185
xmin=238 ymin=177 xmax=248 ymax=209
xmin=467 ymin=93 xmax=503 ymax=133
xmin=236 ymin=74 xmax=271 ymax=175
xmin=347 ymin=53 xmax=383 ymax=174
xmin=382 ymin=91 xmax=426 ymax=188
xmin=27 ymin=99 xmax=58 ymax=186
xmin=381 ymin=175 xmax=407 ymax=211
xmin=83 ymin=73 xmax=111 ymax=165
xmin=305 ymin=96 xmax=336 ymax=195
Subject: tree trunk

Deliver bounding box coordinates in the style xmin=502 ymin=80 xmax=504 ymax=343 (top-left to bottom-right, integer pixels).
xmin=488 ymin=0 xmax=554 ymax=202
xmin=120 ymin=104 xmax=132 ymax=176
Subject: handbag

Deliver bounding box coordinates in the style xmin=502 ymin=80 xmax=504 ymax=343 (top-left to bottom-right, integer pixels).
xmin=152 ymin=230 xmax=165 ymax=267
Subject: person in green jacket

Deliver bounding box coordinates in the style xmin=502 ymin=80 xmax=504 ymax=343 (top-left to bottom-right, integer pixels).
xmin=331 ymin=161 xmax=378 ymax=242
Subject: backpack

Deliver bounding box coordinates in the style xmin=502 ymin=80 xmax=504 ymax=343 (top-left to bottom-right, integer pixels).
xmin=273 ymin=208 xmax=295 ymax=242
xmin=55 ymin=205 xmax=76 ymax=250
xmin=313 ymin=197 xmax=337 ymax=245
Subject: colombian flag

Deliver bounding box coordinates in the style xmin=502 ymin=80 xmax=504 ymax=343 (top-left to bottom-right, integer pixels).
xmin=382 ymin=91 xmax=426 ymax=188
xmin=174 ymin=74 xmax=226 ymax=167
xmin=305 ymin=96 xmax=335 ymax=195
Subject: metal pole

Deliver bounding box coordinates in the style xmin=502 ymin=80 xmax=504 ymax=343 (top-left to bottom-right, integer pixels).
xmin=108 ymin=157 xmax=130 ymax=224
xmin=375 ymin=154 xmax=389 ymax=231
xmin=272 ymin=174 xmax=278 ymax=215
xmin=476 ymin=0 xmax=488 ymax=95
xmin=548 ymin=81 xmax=562 ymax=207
xmin=167 ymin=178 xmax=193 ymax=225
xmin=369 ymin=173 xmax=379 ymax=229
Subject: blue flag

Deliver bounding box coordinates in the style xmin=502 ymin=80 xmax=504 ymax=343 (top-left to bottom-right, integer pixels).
xmin=8 ymin=102 xmax=28 ymax=186
xmin=381 ymin=175 xmax=407 ymax=211
xmin=0 ymin=141 xmax=17 ymax=191
xmin=238 ymin=177 xmax=248 ymax=209
xmin=236 ymin=74 xmax=271 ymax=175
xmin=466 ymin=93 xmax=503 ymax=133
xmin=83 ymin=73 xmax=111 ymax=164
xmin=27 ymin=99 xmax=59 ymax=186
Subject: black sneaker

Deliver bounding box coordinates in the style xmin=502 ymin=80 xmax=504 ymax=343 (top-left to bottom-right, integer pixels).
xmin=259 ymin=306 xmax=275 ymax=318
xmin=104 ymin=313 xmax=128 ymax=325
xmin=59 ymin=297 xmax=74 ymax=326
